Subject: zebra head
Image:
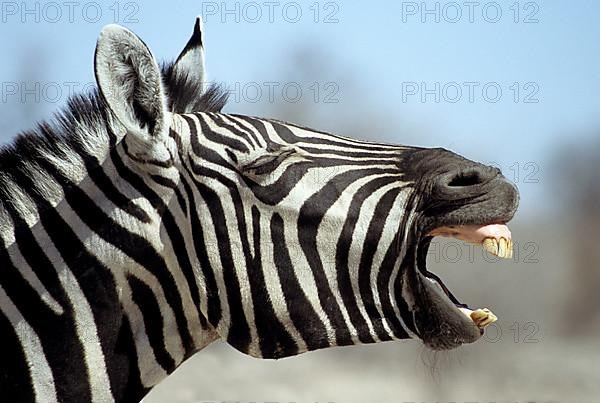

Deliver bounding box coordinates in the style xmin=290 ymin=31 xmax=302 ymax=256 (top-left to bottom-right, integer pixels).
xmin=94 ymin=19 xmax=519 ymax=360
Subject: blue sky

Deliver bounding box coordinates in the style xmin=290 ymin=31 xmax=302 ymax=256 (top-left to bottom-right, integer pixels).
xmin=0 ymin=1 xmax=598 ymax=216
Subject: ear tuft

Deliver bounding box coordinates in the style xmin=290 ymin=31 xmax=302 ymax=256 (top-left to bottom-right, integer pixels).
xmin=94 ymin=24 xmax=168 ymax=142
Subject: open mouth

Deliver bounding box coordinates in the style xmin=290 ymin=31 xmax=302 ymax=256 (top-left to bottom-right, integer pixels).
xmin=416 ymin=223 xmax=513 ymax=343
xmin=394 ymin=148 xmax=519 ymax=349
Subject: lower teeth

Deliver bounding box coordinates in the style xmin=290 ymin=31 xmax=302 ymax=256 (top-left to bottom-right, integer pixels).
xmin=459 ymin=307 xmax=498 ymax=328
xmin=470 ymin=308 xmax=497 ymax=328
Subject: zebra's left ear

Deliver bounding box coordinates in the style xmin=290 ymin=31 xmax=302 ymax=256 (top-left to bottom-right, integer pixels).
xmin=172 ymin=17 xmax=206 ymax=87
xmin=94 ymin=24 xmax=169 ymax=146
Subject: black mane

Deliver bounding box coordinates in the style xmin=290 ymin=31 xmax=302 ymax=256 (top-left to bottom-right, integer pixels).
xmin=0 ymin=60 xmax=228 ymax=215
xmin=161 ymin=61 xmax=228 ymax=113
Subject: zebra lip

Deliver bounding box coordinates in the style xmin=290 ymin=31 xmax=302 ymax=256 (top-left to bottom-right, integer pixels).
xmin=413 ymin=268 xmax=483 ymax=348
xmin=427 ymin=223 xmax=513 ymax=259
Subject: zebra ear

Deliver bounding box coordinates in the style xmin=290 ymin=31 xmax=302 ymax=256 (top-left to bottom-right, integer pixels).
xmin=173 ymin=17 xmax=206 ymax=89
xmin=94 ymin=24 xmax=169 ymax=144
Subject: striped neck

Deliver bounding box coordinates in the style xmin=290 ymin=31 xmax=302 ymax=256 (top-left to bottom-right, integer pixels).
xmin=0 ymin=113 xmax=219 ymax=401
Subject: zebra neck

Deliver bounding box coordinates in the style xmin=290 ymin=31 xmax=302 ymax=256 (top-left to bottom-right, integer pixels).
xmin=0 ymin=128 xmax=218 ymax=400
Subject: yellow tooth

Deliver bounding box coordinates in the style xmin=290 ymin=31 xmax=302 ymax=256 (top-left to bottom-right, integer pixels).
xmin=470 ymin=308 xmax=498 ymax=329
xmin=499 ymin=237 xmax=514 ymax=259
xmin=482 ymin=237 xmax=513 ymax=259
xmin=482 ymin=238 xmax=499 ymax=256
xmin=498 ymin=237 xmax=508 ymax=259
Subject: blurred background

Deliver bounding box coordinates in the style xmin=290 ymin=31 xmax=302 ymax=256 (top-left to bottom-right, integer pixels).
xmin=0 ymin=1 xmax=598 ymax=402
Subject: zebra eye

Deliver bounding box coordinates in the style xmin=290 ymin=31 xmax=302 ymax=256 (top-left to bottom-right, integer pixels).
xmin=240 ymin=146 xmax=299 ymax=177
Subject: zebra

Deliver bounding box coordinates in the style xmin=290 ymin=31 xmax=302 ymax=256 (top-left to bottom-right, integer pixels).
xmin=0 ymin=17 xmax=519 ymax=403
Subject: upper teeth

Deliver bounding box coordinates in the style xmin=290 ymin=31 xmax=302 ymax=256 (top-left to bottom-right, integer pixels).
xmin=482 ymin=237 xmax=513 ymax=259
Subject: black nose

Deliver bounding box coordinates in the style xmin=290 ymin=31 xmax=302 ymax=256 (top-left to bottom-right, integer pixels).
xmin=437 ymin=165 xmax=501 ymax=199
xmin=445 ymin=166 xmax=500 ymax=188
xmin=433 ymin=163 xmax=519 ymax=220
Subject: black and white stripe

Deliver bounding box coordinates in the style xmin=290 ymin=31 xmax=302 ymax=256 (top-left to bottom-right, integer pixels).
xmin=0 ymin=18 xmax=441 ymax=402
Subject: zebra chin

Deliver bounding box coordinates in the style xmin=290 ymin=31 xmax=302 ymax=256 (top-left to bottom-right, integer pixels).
xmin=412 ymin=262 xmax=484 ymax=351
xmin=396 ymin=236 xmax=481 ymax=351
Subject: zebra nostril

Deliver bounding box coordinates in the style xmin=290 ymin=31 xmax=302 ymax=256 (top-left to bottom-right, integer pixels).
xmin=447 ymin=170 xmax=484 ymax=187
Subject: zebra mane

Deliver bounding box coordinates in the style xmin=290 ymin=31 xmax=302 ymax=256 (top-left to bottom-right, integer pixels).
xmin=0 ymin=61 xmax=228 ymax=234
xmin=161 ymin=61 xmax=228 ymax=113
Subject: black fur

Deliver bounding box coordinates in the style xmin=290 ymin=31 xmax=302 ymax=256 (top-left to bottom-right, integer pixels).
xmin=162 ymin=61 xmax=228 ymax=113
